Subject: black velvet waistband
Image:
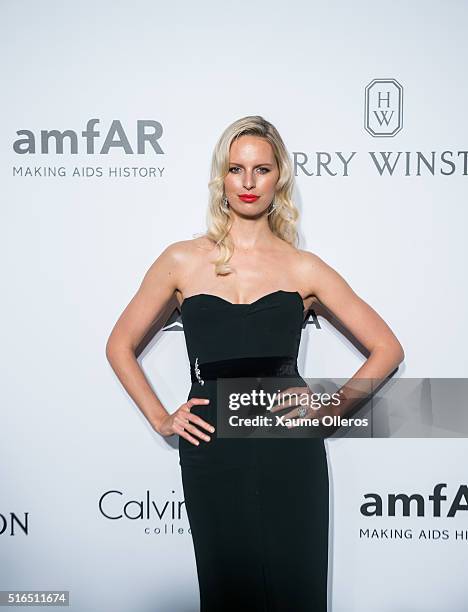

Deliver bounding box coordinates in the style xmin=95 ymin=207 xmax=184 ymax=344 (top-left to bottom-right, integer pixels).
xmin=189 ymin=355 xmax=299 ymax=385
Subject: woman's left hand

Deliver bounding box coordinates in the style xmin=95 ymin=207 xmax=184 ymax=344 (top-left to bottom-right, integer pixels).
xmin=269 ymin=385 xmax=337 ymax=434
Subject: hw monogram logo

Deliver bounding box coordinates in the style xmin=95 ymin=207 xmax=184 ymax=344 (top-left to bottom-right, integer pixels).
xmin=364 ymin=78 xmax=403 ymax=137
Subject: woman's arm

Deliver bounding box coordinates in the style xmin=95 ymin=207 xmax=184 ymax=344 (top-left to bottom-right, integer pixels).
xmin=300 ymin=250 xmax=405 ymax=416
xmin=105 ymin=242 xmax=213 ymax=444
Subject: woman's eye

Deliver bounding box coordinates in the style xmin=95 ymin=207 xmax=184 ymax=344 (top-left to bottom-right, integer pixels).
xmin=229 ymin=167 xmax=269 ymax=173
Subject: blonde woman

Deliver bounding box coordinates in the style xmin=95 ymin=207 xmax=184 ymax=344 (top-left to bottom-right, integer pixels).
xmin=106 ymin=115 xmax=404 ymax=611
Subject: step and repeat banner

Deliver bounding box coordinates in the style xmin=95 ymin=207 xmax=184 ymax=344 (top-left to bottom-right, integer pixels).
xmin=1 ymin=1 xmax=467 ymax=611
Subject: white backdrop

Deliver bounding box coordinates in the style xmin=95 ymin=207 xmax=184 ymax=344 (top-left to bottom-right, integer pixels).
xmin=1 ymin=1 xmax=467 ymax=611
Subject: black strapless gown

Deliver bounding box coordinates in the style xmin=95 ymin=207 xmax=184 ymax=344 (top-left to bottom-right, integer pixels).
xmin=179 ymin=290 xmax=329 ymax=612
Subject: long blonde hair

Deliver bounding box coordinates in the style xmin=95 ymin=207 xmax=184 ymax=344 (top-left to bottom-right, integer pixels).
xmin=201 ymin=115 xmax=299 ymax=276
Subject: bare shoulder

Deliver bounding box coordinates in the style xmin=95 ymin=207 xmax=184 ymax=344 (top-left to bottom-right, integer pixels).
xmin=295 ymin=248 xmax=331 ymax=273
xmin=294 ymin=248 xmax=352 ymax=301
xmin=137 ymin=239 xmax=190 ymax=292
xmin=152 ymin=235 xmax=214 ymax=269
xmin=143 ymin=235 xmax=217 ymax=302
xmin=293 ymin=247 xmax=404 ymax=361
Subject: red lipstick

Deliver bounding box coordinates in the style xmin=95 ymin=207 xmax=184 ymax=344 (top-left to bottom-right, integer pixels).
xmin=239 ymin=194 xmax=259 ymax=202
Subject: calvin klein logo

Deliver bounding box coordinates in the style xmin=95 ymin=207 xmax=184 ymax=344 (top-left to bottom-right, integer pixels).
xmin=364 ymin=78 xmax=403 ymax=137
xmin=99 ymin=489 xmax=186 ymax=520
xmin=13 ymin=119 xmax=164 ymax=155
xmin=361 ymin=483 xmax=468 ymax=517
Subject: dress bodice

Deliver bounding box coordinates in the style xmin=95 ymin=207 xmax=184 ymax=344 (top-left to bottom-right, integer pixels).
xmin=178 ymin=289 xmax=324 ymax=462
xmin=181 ymin=290 xmax=305 ymax=365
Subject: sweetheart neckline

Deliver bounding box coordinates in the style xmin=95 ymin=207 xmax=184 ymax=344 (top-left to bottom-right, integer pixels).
xmin=180 ymin=289 xmax=304 ymax=310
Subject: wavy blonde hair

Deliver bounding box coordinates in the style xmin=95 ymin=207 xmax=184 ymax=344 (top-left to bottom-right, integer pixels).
xmin=200 ymin=115 xmax=299 ymax=276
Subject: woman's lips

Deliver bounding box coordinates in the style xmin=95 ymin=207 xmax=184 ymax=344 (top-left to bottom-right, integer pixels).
xmin=239 ymin=195 xmax=259 ymax=202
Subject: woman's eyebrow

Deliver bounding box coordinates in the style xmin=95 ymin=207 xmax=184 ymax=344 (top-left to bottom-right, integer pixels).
xmin=229 ymin=162 xmax=273 ymax=167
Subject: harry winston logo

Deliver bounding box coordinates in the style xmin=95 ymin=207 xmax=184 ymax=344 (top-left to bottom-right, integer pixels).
xmin=364 ymin=78 xmax=403 ymax=137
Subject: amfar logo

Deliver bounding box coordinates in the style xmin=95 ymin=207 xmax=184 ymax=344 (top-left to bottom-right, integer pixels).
xmin=0 ymin=511 xmax=29 ymax=535
xmin=13 ymin=119 xmax=164 ymax=154
xmin=364 ymin=78 xmax=403 ymax=137
xmin=361 ymin=483 xmax=468 ymax=517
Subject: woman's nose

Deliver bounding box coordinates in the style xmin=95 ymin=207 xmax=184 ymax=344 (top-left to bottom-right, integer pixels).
xmin=243 ymin=173 xmax=255 ymax=189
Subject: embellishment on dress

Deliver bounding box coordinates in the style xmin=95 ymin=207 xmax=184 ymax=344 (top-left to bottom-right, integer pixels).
xmin=194 ymin=357 xmax=205 ymax=386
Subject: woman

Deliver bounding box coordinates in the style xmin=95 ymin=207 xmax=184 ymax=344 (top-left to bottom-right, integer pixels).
xmin=105 ymin=115 xmax=405 ymax=611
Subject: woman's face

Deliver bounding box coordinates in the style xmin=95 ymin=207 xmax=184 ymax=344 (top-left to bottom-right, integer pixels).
xmin=224 ymin=135 xmax=280 ymax=216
